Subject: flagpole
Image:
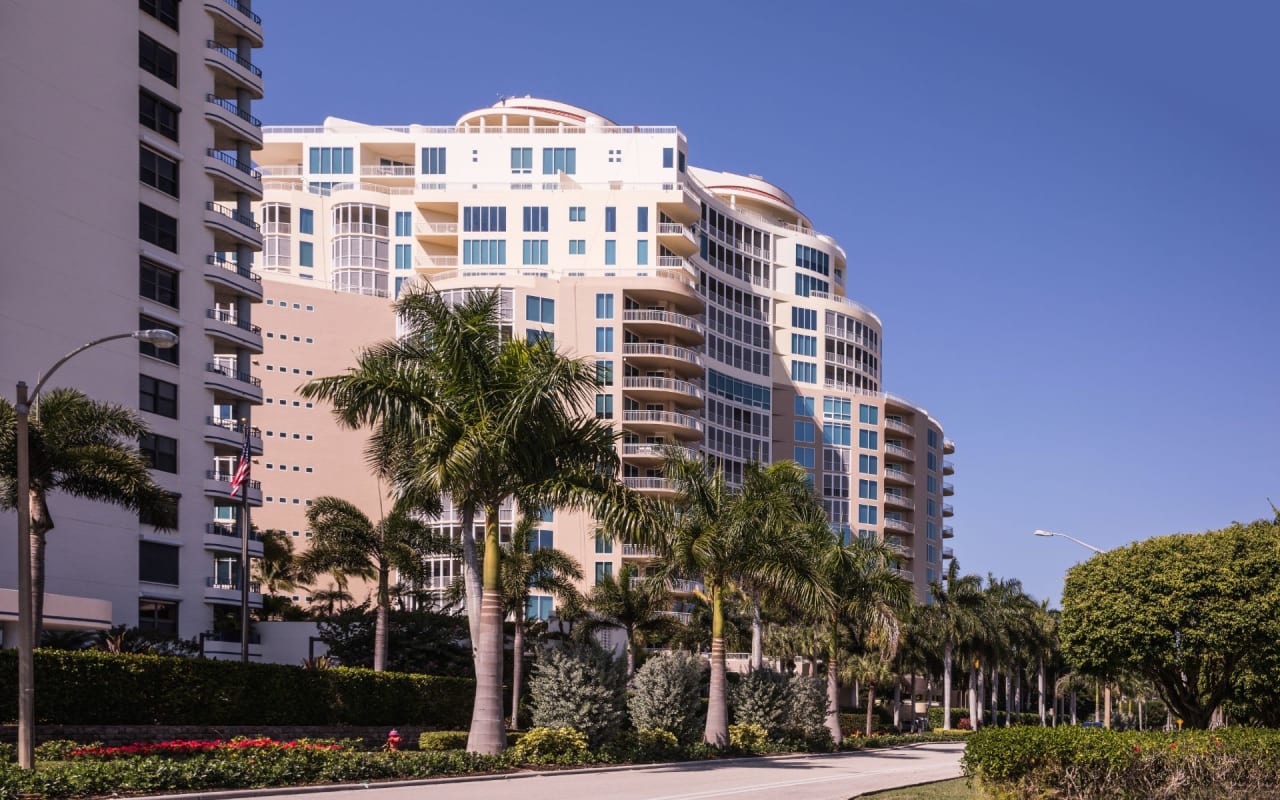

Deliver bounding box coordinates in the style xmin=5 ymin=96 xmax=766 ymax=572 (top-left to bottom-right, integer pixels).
xmin=239 ymin=418 xmax=251 ymax=664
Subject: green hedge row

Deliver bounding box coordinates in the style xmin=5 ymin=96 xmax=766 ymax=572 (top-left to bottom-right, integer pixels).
xmin=963 ymin=726 xmax=1280 ymax=800
xmin=0 ymin=650 xmax=473 ymax=727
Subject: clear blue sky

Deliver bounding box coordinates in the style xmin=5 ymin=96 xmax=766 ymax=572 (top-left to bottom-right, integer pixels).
xmin=255 ymin=0 xmax=1280 ymax=605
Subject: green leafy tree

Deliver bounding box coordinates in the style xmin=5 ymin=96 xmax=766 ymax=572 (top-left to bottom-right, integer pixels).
xmin=316 ymin=602 xmax=472 ymax=675
xmin=0 ymin=389 xmax=173 ymax=635
xmin=1060 ymin=519 xmax=1280 ymax=729
xmin=577 ymin=562 xmax=676 ymax=676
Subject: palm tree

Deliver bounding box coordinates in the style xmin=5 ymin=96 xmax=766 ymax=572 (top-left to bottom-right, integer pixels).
xmin=0 ymin=388 xmax=173 ymax=636
xmin=302 ymin=284 xmax=640 ymax=754
xmin=657 ymin=455 xmax=826 ymax=745
xmin=919 ymin=559 xmax=985 ymax=730
xmin=577 ymin=562 xmax=676 ymax=677
xmin=255 ymin=528 xmax=300 ymax=595
xmin=845 ymin=651 xmax=898 ymax=737
xmin=299 ymin=496 xmax=450 ymax=671
xmin=499 ymin=515 xmax=583 ymax=726
xmin=309 ymin=585 xmax=353 ymax=618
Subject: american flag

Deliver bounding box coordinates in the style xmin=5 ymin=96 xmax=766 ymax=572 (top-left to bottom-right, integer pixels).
xmin=228 ymin=430 xmax=251 ymax=497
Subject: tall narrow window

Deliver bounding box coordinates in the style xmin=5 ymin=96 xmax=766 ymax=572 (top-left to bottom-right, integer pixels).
xmin=139 ymin=204 xmax=178 ymax=252
xmin=139 ymin=147 xmax=179 ymax=197
xmin=604 ymin=207 xmax=617 ymax=232
xmin=636 ymin=240 xmax=649 ymax=265
xmin=595 ymin=293 xmax=614 ymax=318
xmin=139 ymin=33 xmax=178 ymax=86
xmin=604 ymin=240 xmax=616 ymax=265
xmin=139 ymin=259 xmax=179 ymax=307
xmin=636 ymin=207 xmax=649 ymax=232
xmin=139 ymin=90 xmax=179 ymax=141
xmin=421 ymin=147 xmax=447 ymax=174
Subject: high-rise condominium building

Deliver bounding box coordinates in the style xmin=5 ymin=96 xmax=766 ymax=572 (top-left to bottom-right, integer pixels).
xmin=253 ymin=98 xmax=956 ymax=613
xmin=0 ymin=0 xmax=266 ymax=655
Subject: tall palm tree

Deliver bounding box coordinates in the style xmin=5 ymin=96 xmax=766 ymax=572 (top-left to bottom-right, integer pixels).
xmin=302 ymin=284 xmax=640 ymax=754
xmin=309 ymin=584 xmax=353 ymax=618
xmin=658 ymin=455 xmax=826 ymax=745
xmin=0 ymin=389 xmax=173 ymax=636
xmin=299 ymin=495 xmax=449 ymax=672
xmin=919 ymin=559 xmax=985 ymax=730
xmin=844 ymin=651 xmax=898 ymax=737
xmin=499 ymin=515 xmax=583 ymax=726
xmin=577 ymin=562 xmax=676 ymax=677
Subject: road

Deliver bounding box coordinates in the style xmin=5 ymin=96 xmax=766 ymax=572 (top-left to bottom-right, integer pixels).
xmin=240 ymin=742 xmax=964 ymax=800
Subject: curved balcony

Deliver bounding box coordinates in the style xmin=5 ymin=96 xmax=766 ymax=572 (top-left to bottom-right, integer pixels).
xmin=204 ymin=308 xmax=263 ymax=353
xmin=944 ymin=438 xmax=956 ymax=454
xmin=657 ymin=182 xmax=700 ymax=224
xmin=635 ymin=576 xmax=704 ymax=594
xmin=205 ymin=201 xmax=263 ymax=250
xmin=621 ymin=342 xmax=703 ymax=376
xmin=203 ymin=522 xmax=264 ymax=557
xmin=943 ymin=546 xmax=955 ymax=560
xmin=943 ymin=459 xmax=955 ymax=475
xmin=204 ymin=417 xmax=263 ymax=455
xmin=621 ymin=442 xmax=699 ymax=464
xmin=622 ymin=376 xmax=703 ymax=405
xmin=205 ymin=149 xmax=262 ymax=201
xmin=204 ymin=0 xmax=263 ymax=48
xmin=204 ymin=577 xmax=263 ymax=607
xmin=203 ymin=470 xmax=261 ymax=505
xmin=884 ymin=518 xmax=915 ymax=535
xmin=883 ymin=468 xmax=914 ymax=486
xmin=205 ymin=94 xmax=263 ymax=149
xmin=205 ymin=40 xmax=264 ymax=99
xmin=621 ymin=543 xmax=657 ymax=559
xmin=622 ymin=410 xmax=704 ymax=440
xmin=884 ymin=417 xmax=914 ymax=437
xmin=884 ymin=537 xmax=912 ymax=558
xmin=943 ymin=526 xmax=955 ymax=539
xmin=623 ymin=269 xmax=702 ymax=312
xmin=943 ymin=482 xmax=955 ymax=496
xmin=622 ymin=309 xmax=705 ymax=343
xmin=884 ymin=443 xmax=915 ymax=461
xmin=883 ymin=493 xmax=914 ymax=511
xmin=892 ymin=568 xmax=915 ymax=583
xmin=204 ymin=361 xmax=262 ymax=404
xmin=942 ymin=504 xmax=955 ymax=517
xmin=658 ymin=610 xmax=692 ymax=624
xmin=623 ymin=476 xmax=679 ymax=497
xmin=204 ymin=255 xmax=263 ymax=300
xmin=656 ymin=221 xmax=698 ymax=256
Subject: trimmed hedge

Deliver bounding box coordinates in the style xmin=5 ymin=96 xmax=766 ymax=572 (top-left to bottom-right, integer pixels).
xmin=0 ymin=650 xmax=473 ymax=728
xmin=963 ymin=726 xmax=1280 ymax=800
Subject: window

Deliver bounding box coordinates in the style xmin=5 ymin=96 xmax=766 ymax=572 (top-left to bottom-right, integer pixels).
xmin=139 ymin=375 xmax=178 ymax=418
xmin=859 ymin=454 xmax=879 ymax=475
xmin=569 ymin=206 xmax=586 ymax=222
xmin=140 ymin=147 xmax=178 ymax=196
xmin=928 ymin=429 xmax=939 ymax=448
xmin=636 ymin=240 xmax=649 ymax=265
xmin=927 ymin=476 xmax=937 ymax=494
xmin=796 ymin=244 xmax=831 ymax=276
xmin=823 ymin=474 xmax=850 ymax=498
xmin=140 ymin=0 xmax=179 ymax=30
xmin=604 ymin=240 xmax=616 ymax=265
xmin=859 ymin=480 xmax=878 ymax=499
xmin=139 ymin=492 xmax=178 ymax=528
xmin=823 ymin=423 xmax=852 ymax=446
xmin=138 ymin=315 xmax=178 ymax=363
xmin=595 ymin=562 xmax=613 ymax=583
xmin=795 ymin=396 xmax=815 ymax=417
xmin=139 ymin=90 xmax=178 ymax=141
xmin=595 ymin=394 xmax=613 ymax=419
xmin=824 ymin=398 xmax=852 ymax=420
xmin=139 ymin=433 xmax=177 ymax=473
xmin=139 ymin=259 xmax=178 ymax=307
xmin=604 ymin=207 xmax=617 ymax=232
xmin=927 ymin=452 xmax=938 ymax=471
xmin=794 ymin=421 xmax=815 ymax=443
xmin=662 ymin=147 xmax=674 ymax=168
xmin=791 ymin=307 xmax=817 ymax=330
xmin=568 ymin=239 xmax=585 ymax=255
xmin=139 ymin=541 xmax=179 ymax=585
xmin=595 ymin=327 xmax=613 ymax=352
xmin=595 ymin=293 xmax=614 ymax=319
xmin=299 ymin=208 xmax=314 ymax=234
xmin=139 ymin=33 xmax=178 ymax=86
xmin=421 ymin=147 xmax=447 ymax=174
xmin=636 ymin=207 xmax=649 ymax=232
xmin=308 ymin=147 xmax=353 ymax=174
xmin=595 ymin=536 xmax=614 ymax=554
xmin=510 ymin=147 xmax=532 ymax=174
xmin=790 ymin=361 xmax=817 ymax=384
xmin=595 ymin=360 xmax=614 ymax=386
xmin=858 ymin=505 xmax=879 ymax=525
xmin=522 ymin=240 xmax=549 ymax=265
xmin=859 ymin=404 xmax=879 ymax=425
xmin=678 ymin=151 xmax=686 ymax=172
xmin=791 ymin=334 xmax=817 ymax=357
xmin=463 ymin=206 xmax=506 ymax=232
xmin=927 ymin=544 xmax=937 ymax=563
xmin=859 ymin=430 xmax=879 ymax=450
xmin=795 ymin=273 xmax=829 ymax=297
xmin=522 ymin=206 xmax=548 ymax=232
xmin=928 ymin=499 xmax=937 ymax=517
xmin=526 ymin=596 xmax=553 ymax=621
xmin=138 ymin=599 xmax=178 ymax=634
xmin=395 ymin=211 xmax=412 ymax=236
xmin=395 ymin=243 xmax=412 ymax=269
xmin=928 ymin=522 xmax=938 ymax=540
xmin=542 ymin=147 xmax=576 ymax=174
xmin=525 ymin=296 xmax=555 ymax=323
xmin=793 ymin=446 xmax=815 ymax=469
xmin=139 ymin=204 xmax=177 ymax=252
xmin=462 ymin=240 xmax=506 ymax=265
xmin=527 ymin=529 xmax=554 ymax=552
xmin=299 ymin=241 xmax=314 ymax=267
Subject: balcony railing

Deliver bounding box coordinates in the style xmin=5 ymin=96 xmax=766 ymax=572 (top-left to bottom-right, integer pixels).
xmin=943 ymin=459 xmax=955 ymax=474
xmin=621 ymin=544 xmax=656 ymax=557
xmin=362 ymin=164 xmax=415 ymax=176
xmin=656 ymin=255 xmax=688 ymax=268
xmin=635 ymin=577 xmax=703 ymax=593
xmin=623 ymin=477 xmax=674 ymax=491
xmin=621 ymin=443 xmax=699 ymax=461
xmin=334 ymin=222 xmax=389 ymax=237
xmin=943 ymin=526 xmax=955 ymax=538
xmin=622 ymin=309 xmax=705 ymax=334
xmin=205 ymin=522 xmax=261 ymax=540
xmin=206 ymin=202 xmax=260 ymax=231
xmin=884 ymin=443 xmax=914 ymax=460
xmin=656 ymin=222 xmax=690 ymax=236
xmin=622 ymin=376 xmax=703 ymax=399
xmin=205 ymin=417 xmax=261 ymax=438
xmin=414 ymin=221 xmax=459 ymax=235
xmin=884 ymin=518 xmax=915 ymax=534
xmin=943 ymin=482 xmax=955 ymax=495
xmin=944 ymin=438 xmax=956 ymax=453
xmin=884 ymin=418 xmax=913 ymax=435
xmin=206 ymin=41 xmax=263 ymax=77
xmin=206 ymin=255 xmax=261 ymax=283
xmin=206 ymin=308 xmax=262 ymax=335
xmin=658 ymin=611 xmax=691 ymax=624
xmin=943 ymin=547 xmax=955 ymax=559
xmin=622 ymin=410 xmax=704 ymax=432
xmin=219 ymin=0 xmax=261 ymax=25
xmin=206 ymin=149 xmax=262 ymax=179
xmin=823 ymin=325 xmax=875 ymax=349
xmin=205 ymin=361 xmax=261 ymax=386
xmin=621 ymin=342 xmax=703 ymax=367
xmin=942 ymin=504 xmax=955 ymax=516
xmin=893 ymin=568 xmax=915 ymax=582
xmin=883 ymin=468 xmax=914 ymax=485
xmin=206 ymin=94 xmax=261 ymax=128
xmin=205 ymin=470 xmax=261 ymax=490
xmin=883 ymin=493 xmax=914 ymax=510
xmin=205 ymin=577 xmax=261 ymax=593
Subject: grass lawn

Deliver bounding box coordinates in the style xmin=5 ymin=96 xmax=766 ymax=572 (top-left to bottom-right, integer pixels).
xmin=856 ymin=777 xmax=991 ymax=799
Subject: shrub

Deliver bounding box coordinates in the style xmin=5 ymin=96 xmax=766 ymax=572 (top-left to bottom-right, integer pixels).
xmin=729 ymin=669 xmax=790 ymax=737
xmin=417 ymin=731 xmax=468 ymax=751
xmin=927 ymin=707 xmax=970 ymax=729
xmin=728 ymin=723 xmax=769 ymax=753
xmin=623 ymin=729 xmax=682 ymax=762
xmin=528 ymin=642 xmax=626 ymax=747
xmin=0 ymin=744 xmax=13 ymax=764
xmin=784 ymin=675 xmax=829 ymax=740
xmin=507 ymin=727 xmax=589 ymax=766
xmin=627 ymin=651 xmax=704 ymax=743
xmin=34 ymin=741 xmax=93 ymax=762
xmin=0 ymin=649 xmax=473 ymax=727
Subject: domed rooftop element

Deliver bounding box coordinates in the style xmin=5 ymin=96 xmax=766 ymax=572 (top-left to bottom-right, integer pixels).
xmin=689 ymin=167 xmax=813 ymax=230
xmin=456 ymin=97 xmax=619 ymax=130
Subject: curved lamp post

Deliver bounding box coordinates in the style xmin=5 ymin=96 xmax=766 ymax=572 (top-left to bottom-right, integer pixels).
xmin=14 ymin=329 xmax=177 ymax=768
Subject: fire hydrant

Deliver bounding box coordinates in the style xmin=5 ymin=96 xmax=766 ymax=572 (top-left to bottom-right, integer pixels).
xmin=386 ymin=729 xmax=402 ymax=751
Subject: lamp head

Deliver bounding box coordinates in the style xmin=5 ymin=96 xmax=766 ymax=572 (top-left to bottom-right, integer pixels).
xmin=134 ymin=329 xmax=178 ymax=348
xmin=1033 ymin=529 xmax=1056 ymax=538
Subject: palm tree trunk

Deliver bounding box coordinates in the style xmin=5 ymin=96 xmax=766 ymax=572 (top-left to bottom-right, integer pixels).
xmin=942 ymin=641 xmax=953 ymax=730
xmin=749 ymin=593 xmax=764 ymax=671
xmin=30 ymin=490 xmax=53 ymax=642
xmin=374 ymin=565 xmax=390 ymax=672
xmin=704 ymin=584 xmax=729 ymax=746
xmin=865 ymin=685 xmax=876 ymax=737
xmin=459 ymin=505 xmax=482 ymax=661
xmin=976 ymin=665 xmax=985 ymax=728
xmin=1004 ymin=668 xmax=1013 ymax=726
xmin=825 ymin=623 xmax=842 ymax=744
xmin=893 ymin=680 xmax=902 ymax=731
xmin=1014 ymin=668 xmax=1022 ymax=721
xmin=1071 ymin=689 xmax=1078 ymax=725
xmin=1038 ymin=658 xmax=1047 ymax=726
xmin=625 ymin=624 xmax=635 ymax=677
xmin=467 ymin=506 xmax=506 ymax=754
xmin=968 ymin=665 xmax=978 ymax=727
xmin=511 ymin=621 xmax=524 ymax=730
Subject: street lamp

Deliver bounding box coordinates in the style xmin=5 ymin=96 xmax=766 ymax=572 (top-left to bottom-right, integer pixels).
xmin=1033 ymin=529 xmax=1104 ymax=553
xmin=13 ymin=329 xmax=177 ymax=769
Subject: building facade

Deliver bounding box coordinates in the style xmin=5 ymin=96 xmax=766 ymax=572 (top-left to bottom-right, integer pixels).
xmin=253 ymin=98 xmax=956 ymax=613
xmin=0 ymin=0 xmax=266 ymax=655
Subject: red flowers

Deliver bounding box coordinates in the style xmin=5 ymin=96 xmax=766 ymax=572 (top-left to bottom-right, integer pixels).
xmin=68 ymin=738 xmax=342 ymax=760
xmin=1133 ymin=745 xmax=1141 ymax=752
